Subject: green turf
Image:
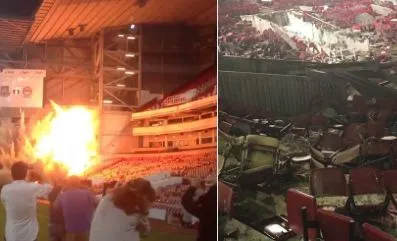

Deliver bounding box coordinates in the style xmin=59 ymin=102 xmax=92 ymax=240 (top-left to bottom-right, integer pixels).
xmin=0 ymin=204 xmax=194 ymax=241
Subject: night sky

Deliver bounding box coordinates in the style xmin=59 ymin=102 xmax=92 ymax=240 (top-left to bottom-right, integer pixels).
xmin=0 ymin=0 xmax=42 ymax=18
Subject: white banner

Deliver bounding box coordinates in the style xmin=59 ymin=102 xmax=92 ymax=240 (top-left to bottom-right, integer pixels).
xmin=0 ymin=69 xmax=45 ymax=108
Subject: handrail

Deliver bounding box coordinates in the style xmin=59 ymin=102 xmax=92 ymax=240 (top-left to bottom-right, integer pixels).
xmin=131 ymin=95 xmax=216 ymax=120
xmin=130 ymin=143 xmax=216 ymax=153
xmin=132 ymin=117 xmax=216 ymax=136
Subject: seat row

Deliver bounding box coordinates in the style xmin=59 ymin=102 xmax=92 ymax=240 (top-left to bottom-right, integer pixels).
xmin=309 ymin=167 xmax=397 ymax=218
xmin=219 ymin=167 xmax=397 ymax=241
xmin=287 ymin=188 xmax=396 ymax=241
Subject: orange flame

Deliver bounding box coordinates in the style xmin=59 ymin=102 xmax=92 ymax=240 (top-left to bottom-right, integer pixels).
xmin=31 ymin=101 xmax=98 ymax=175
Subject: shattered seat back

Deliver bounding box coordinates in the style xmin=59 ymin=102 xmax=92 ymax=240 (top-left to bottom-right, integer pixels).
xmin=310 ymin=168 xmax=349 ymax=208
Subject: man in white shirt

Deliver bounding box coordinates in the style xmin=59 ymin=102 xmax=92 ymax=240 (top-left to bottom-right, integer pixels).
xmin=1 ymin=161 xmax=53 ymax=241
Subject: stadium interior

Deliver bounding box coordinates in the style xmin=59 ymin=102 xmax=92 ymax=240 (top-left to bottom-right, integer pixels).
xmin=219 ymin=0 xmax=397 ymax=240
xmin=0 ymin=0 xmax=216 ymax=240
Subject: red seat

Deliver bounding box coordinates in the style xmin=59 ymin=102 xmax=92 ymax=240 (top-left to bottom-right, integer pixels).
xmin=316 ymin=209 xmax=356 ymax=241
xmin=310 ymin=168 xmax=348 ymax=198
xmin=286 ymin=189 xmax=318 ymax=241
xmin=381 ymin=170 xmax=397 ymax=209
xmin=367 ymin=122 xmax=386 ymax=139
xmin=350 ymin=167 xmax=384 ymax=196
xmin=350 ymin=167 xmax=386 ymax=215
xmin=351 ymin=95 xmax=367 ymax=112
xmin=343 ymin=123 xmax=366 ymax=146
xmin=362 ymin=223 xmax=396 ymax=241
xmin=218 ymin=182 xmax=234 ymax=214
xmin=377 ymin=109 xmax=392 ymax=122
xmin=316 ymin=133 xmax=346 ymax=152
xmin=381 ymin=170 xmax=397 ymax=192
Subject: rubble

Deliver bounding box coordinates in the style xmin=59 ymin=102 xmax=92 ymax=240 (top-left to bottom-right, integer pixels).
xmin=219 ymin=0 xmax=397 ymax=62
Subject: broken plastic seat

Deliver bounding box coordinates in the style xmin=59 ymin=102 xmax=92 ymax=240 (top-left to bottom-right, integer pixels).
xmin=310 ymin=168 xmax=349 ymax=210
xmin=362 ymin=222 xmax=396 ymax=241
xmin=316 ymin=209 xmax=356 ymax=241
xmin=286 ymin=189 xmax=317 ymax=241
xmin=349 ymin=167 xmax=387 ymax=218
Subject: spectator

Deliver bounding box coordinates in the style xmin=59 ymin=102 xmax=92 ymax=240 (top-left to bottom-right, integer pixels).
xmin=181 ymin=207 xmax=194 ymax=228
xmin=89 ymin=178 xmax=156 ymax=241
xmin=48 ymin=184 xmax=64 ymax=241
xmin=1 ymin=161 xmax=53 ymax=241
xmin=48 ymin=174 xmax=68 ymax=241
xmin=182 ymin=182 xmax=217 ymax=241
xmin=53 ymin=176 xmax=97 ymax=241
xmin=85 ymin=151 xmax=216 ymax=183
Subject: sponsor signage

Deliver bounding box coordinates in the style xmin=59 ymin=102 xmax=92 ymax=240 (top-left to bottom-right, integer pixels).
xmin=0 ymin=69 xmax=45 ymax=108
xmin=162 ymin=76 xmax=216 ymax=107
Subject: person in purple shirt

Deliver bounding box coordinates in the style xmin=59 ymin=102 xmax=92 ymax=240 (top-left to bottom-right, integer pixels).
xmin=53 ymin=176 xmax=97 ymax=241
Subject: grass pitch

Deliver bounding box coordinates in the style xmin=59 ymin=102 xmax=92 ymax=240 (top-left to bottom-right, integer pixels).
xmin=0 ymin=204 xmax=194 ymax=241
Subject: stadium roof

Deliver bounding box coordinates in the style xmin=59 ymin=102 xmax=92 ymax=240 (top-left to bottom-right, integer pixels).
xmin=0 ymin=0 xmax=41 ymax=54
xmin=0 ymin=17 xmax=32 ymax=53
xmin=0 ymin=0 xmax=216 ymax=54
xmin=25 ymin=0 xmax=216 ymax=43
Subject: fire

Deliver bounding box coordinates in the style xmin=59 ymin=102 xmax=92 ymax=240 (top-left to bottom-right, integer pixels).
xmin=30 ymin=101 xmax=98 ymax=175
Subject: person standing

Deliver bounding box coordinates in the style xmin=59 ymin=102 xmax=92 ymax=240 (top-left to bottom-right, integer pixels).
xmin=48 ymin=167 xmax=67 ymax=241
xmin=53 ymin=176 xmax=97 ymax=241
xmin=49 ymin=184 xmax=64 ymax=241
xmin=180 ymin=180 xmax=206 ymax=228
xmin=89 ymin=178 xmax=156 ymax=241
xmin=182 ymin=182 xmax=217 ymax=241
xmin=1 ymin=161 xmax=53 ymax=241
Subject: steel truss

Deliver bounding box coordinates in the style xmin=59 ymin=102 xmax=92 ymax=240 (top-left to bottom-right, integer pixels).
xmin=0 ymin=40 xmax=94 ymax=106
xmin=93 ymin=25 xmax=142 ymax=111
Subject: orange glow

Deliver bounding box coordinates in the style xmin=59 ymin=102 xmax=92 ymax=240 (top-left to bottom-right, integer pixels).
xmin=31 ymin=101 xmax=98 ymax=175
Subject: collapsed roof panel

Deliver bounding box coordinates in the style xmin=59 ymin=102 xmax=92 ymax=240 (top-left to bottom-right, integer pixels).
xmin=338 ymin=70 xmax=397 ymax=99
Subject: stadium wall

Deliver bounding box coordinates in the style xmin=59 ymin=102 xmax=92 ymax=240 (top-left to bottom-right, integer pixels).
xmin=219 ymin=56 xmax=380 ymax=74
xmin=219 ymin=71 xmax=346 ymax=116
xmin=101 ymin=111 xmax=139 ymax=154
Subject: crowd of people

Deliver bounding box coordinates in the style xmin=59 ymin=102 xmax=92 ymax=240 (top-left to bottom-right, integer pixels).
xmin=86 ymin=151 xmax=216 ymax=183
xmin=84 ymin=151 xmax=216 ymax=221
xmin=0 ymin=149 xmax=217 ymax=241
